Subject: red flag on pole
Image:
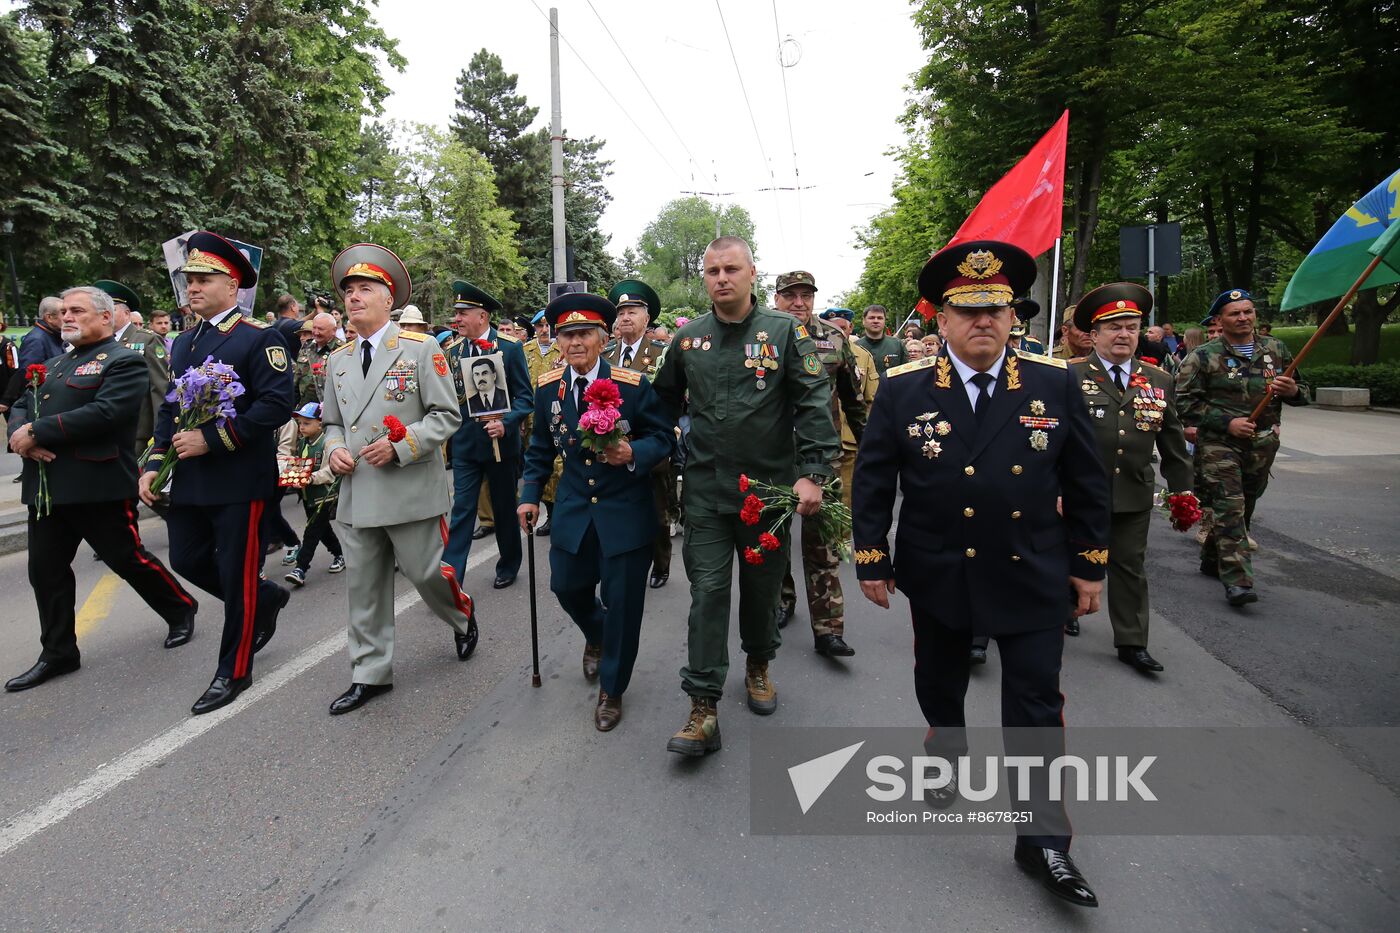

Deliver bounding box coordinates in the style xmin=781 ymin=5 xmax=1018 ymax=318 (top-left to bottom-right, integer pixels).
xmin=945 ymin=111 xmax=1068 ymax=258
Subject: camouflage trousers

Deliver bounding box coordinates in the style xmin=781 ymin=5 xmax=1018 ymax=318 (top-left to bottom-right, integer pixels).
xmin=1197 ymin=435 xmax=1278 ymax=587
xmin=651 ymin=459 xmax=677 ymax=573
xmin=780 ymin=475 xmax=845 ymax=636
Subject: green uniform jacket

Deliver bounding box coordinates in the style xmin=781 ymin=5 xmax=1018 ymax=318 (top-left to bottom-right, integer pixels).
xmin=652 ymin=301 xmax=839 ymax=513
xmin=1175 ymin=334 xmax=1309 ymax=440
xmin=1070 ymin=356 xmax=1194 ymax=512
xmin=294 ymin=337 xmax=343 ymax=406
xmin=804 ymin=313 xmax=867 ymax=448
xmin=856 ymin=332 xmax=907 ymax=375
xmin=603 ymin=336 xmax=667 ymax=376
xmin=5 ymin=337 xmax=146 ymax=506
xmin=118 ymin=324 xmax=170 ymax=449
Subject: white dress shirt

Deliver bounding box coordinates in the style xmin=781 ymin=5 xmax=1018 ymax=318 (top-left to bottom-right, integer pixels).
xmin=946 ymin=347 xmax=1007 ymax=408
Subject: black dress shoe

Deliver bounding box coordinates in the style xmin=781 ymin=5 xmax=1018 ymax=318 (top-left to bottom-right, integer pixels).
xmin=1064 ymin=616 xmax=1080 ymax=637
xmin=649 ymin=569 xmax=669 ymax=588
xmin=1199 ymin=559 xmax=1220 ymax=578
xmin=454 ymin=612 xmax=479 ymax=660
xmin=814 ymin=634 xmax=856 ymax=657
xmin=1117 ymin=646 xmax=1164 ymax=672
xmin=191 ymin=675 xmax=251 ymax=715
xmin=493 ymin=573 xmax=516 ymax=589
xmin=1014 ymin=842 xmax=1098 ymax=908
xmin=922 ymin=774 xmax=959 ymax=810
xmin=5 ymin=658 xmax=80 ymax=692
xmin=969 ymin=645 xmax=988 ymax=665
xmin=164 ymin=609 xmax=196 ymax=649
xmin=534 ymin=515 xmax=551 ymax=537
xmin=329 ymin=682 xmax=393 ymax=715
xmin=1226 ymin=585 xmax=1258 ymax=606
xmin=472 ymin=524 xmax=494 ymax=540
xmin=774 ymin=605 xmax=794 ymax=630
xmin=253 ymin=585 xmax=291 ymax=654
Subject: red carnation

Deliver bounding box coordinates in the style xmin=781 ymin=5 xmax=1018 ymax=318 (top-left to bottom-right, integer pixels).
xmin=473 ymin=338 xmax=494 ymax=352
xmin=743 ymin=547 xmax=765 ymax=566
xmin=743 ymin=493 xmax=763 ymax=513
xmin=25 ymin=364 xmax=46 ymax=385
xmin=383 ymin=415 xmax=407 ymax=443
xmin=1167 ymin=492 xmax=1202 ymax=532
xmin=740 ymin=507 xmax=761 ymax=526
xmin=738 ymin=474 xmax=750 ymax=492
xmin=758 ymin=532 xmax=781 ymax=551
xmin=583 ymin=377 xmax=622 ymax=409
xmin=1141 ymin=356 xmax=1160 ymax=366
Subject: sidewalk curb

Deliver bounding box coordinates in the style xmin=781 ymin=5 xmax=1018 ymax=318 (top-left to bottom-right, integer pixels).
xmin=0 ymin=503 xmax=159 ymax=557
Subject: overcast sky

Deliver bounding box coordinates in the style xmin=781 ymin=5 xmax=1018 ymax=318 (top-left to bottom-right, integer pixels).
xmin=377 ymin=0 xmax=927 ymax=299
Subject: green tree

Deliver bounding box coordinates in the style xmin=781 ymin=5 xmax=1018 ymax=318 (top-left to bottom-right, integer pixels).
xmin=634 ymin=197 xmax=758 ymax=310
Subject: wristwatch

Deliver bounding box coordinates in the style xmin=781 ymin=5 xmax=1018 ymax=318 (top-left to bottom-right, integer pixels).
xmin=800 ymin=472 xmax=827 ymax=485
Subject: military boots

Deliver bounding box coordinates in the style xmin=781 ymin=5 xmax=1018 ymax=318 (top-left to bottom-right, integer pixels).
xmin=667 ymin=697 xmax=721 ymax=756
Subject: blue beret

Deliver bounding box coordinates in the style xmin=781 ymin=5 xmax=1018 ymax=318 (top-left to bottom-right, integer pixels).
xmin=1207 ymin=288 xmax=1253 ymax=320
xmin=823 ymin=306 xmax=854 ymax=321
xmin=531 ymin=309 xmax=547 ymax=325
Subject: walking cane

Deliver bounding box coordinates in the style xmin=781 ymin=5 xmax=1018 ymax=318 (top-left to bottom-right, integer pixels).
xmin=527 ymin=516 xmax=541 ymax=687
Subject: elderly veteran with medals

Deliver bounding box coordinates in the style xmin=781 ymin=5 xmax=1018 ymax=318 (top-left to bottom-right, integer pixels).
xmin=138 ymin=232 xmax=295 ymax=715
xmin=602 ymin=279 xmax=678 ymax=589
xmin=320 ymin=245 xmax=478 ymax=714
xmin=95 ymin=279 xmax=170 ymax=456
xmin=1068 ymin=284 xmax=1194 ymax=670
xmin=518 ymin=293 xmax=674 ymax=731
xmin=852 ymin=240 xmax=1110 ymax=908
xmin=440 ymin=280 xmax=533 ymax=589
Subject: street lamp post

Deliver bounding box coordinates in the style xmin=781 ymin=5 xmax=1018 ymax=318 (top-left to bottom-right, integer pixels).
xmin=1 ymin=219 xmax=21 ymax=324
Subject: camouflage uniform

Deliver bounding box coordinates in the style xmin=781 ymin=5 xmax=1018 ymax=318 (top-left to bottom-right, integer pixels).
xmin=778 ymin=310 xmax=867 ymax=638
xmin=523 ymin=336 xmax=564 ymax=505
xmin=294 ymin=337 xmax=343 ymax=407
xmin=1176 ymin=333 xmax=1308 ymax=587
xmin=603 ymin=334 xmax=677 ymax=577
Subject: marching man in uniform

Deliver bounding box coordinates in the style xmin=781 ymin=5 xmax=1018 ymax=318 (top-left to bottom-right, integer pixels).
xmin=321 ymin=244 xmax=480 ymax=715
xmin=1069 ymin=283 xmax=1195 ymax=669
xmin=853 ymin=240 xmax=1110 ymax=908
xmin=139 ymin=232 xmax=295 ymax=715
xmin=518 ymin=293 xmax=674 ymax=731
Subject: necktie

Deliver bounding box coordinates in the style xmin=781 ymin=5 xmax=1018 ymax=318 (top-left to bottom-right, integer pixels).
xmin=1111 ymin=364 xmax=1125 ymax=393
xmin=621 ymin=345 xmax=634 ymax=369
xmin=361 ymin=339 xmax=372 ymax=377
xmin=575 ymin=376 xmax=588 ymax=413
xmin=970 ymin=371 xmax=994 ymax=421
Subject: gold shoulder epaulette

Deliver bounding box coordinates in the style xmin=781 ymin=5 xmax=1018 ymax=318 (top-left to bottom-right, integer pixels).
xmin=335 ymin=342 xmax=357 ymax=355
xmin=1018 ymin=351 xmax=1068 ymax=369
xmin=1137 ymin=358 xmax=1167 ymax=376
xmin=498 ymin=332 xmax=520 ymax=344
xmin=239 ymin=316 xmax=269 ymax=329
xmin=611 ymin=368 xmax=642 ymax=386
xmin=398 ymin=330 xmax=428 ymax=342
xmin=538 ymin=365 xmax=566 ymax=387
xmin=886 ymin=356 xmax=937 ymax=378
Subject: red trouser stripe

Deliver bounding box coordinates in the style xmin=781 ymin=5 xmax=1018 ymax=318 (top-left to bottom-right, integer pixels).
xmin=437 ymin=517 xmax=473 ymax=618
xmin=122 ymin=500 xmax=193 ymax=607
xmin=234 ymin=500 xmax=265 ymax=678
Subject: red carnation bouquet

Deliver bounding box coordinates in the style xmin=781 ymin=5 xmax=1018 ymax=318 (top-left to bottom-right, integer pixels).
xmin=1160 ymin=491 xmax=1202 ymax=532
xmin=577 ymin=378 xmax=627 ymax=452
xmin=737 ymin=473 xmax=852 ymax=565
xmin=23 ymin=364 xmax=53 ymax=517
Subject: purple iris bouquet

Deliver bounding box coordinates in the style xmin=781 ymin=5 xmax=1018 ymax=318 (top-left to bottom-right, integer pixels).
xmin=148 ymin=356 xmax=245 ymax=495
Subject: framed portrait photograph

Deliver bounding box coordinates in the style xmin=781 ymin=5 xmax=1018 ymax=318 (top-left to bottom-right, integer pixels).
xmin=461 ymin=351 xmax=511 ymax=417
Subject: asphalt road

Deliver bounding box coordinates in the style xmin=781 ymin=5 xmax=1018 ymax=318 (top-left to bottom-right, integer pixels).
xmin=1 ymin=405 xmax=1397 ymax=931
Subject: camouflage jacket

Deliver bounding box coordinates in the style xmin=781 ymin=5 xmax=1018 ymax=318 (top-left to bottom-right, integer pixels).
xmin=294 ymin=337 xmax=343 ymax=406
xmin=805 ymin=314 xmax=867 ymax=448
xmin=1175 ymin=334 xmax=1308 ymax=440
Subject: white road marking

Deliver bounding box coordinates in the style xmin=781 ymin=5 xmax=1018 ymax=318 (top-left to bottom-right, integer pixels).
xmin=0 ymin=543 xmax=499 ymax=859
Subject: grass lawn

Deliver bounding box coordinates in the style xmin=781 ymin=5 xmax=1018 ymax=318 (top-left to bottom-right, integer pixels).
xmin=1269 ymin=323 xmax=1400 ymax=366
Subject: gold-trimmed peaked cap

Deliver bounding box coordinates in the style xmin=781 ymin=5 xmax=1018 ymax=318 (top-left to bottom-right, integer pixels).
xmin=451 ymin=279 xmax=502 ymax=314
xmin=546 ymin=292 xmax=616 ymax=334
xmin=607 ymin=279 xmax=660 ymax=323
xmin=176 ymin=231 xmax=258 ymax=288
xmin=332 ymin=243 xmax=412 ymax=310
xmin=1074 ymin=282 xmax=1152 ymax=333
xmin=918 ymin=239 xmax=1036 ymax=309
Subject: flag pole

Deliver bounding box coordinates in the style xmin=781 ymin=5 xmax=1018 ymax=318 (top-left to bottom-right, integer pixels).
xmin=1249 ymin=253 xmax=1384 ymax=422
xmin=1047 ymin=237 xmax=1062 ymax=347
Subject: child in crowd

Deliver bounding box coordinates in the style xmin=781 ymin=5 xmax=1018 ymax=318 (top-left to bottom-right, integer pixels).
xmin=284 ymin=402 xmax=345 ymax=586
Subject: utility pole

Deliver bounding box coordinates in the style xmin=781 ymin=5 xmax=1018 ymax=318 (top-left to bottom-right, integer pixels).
xmin=549 ymin=8 xmax=567 ymax=284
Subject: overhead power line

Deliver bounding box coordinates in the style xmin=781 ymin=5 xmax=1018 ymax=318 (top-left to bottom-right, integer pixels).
xmin=770 ymin=0 xmax=805 ymax=254
xmin=525 ymin=0 xmax=685 ymax=181
xmin=584 ymin=0 xmax=706 ymax=178
xmin=714 ymin=0 xmax=788 ymax=255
